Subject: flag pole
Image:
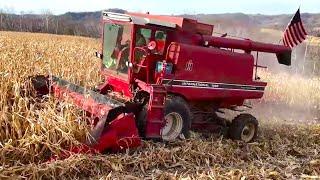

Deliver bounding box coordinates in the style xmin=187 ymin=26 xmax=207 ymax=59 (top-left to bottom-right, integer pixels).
xmin=302 ymin=40 xmax=308 ymax=75
xmin=279 ymin=7 xmax=300 ymax=45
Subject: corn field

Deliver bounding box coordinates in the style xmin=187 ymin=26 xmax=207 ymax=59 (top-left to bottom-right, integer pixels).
xmin=0 ymin=31 xmax=319 ymax=179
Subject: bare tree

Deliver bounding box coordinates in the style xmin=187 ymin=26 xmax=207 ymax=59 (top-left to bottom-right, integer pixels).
xmin=6 ymin=12 xmax=14 ymax=30
xmin=0 ymin=9 xmax=3 ymax=30
xmin=19 ymin=11 xmax=24 ymax=31
xmin=55 ymin=17 xmax=59 ymax=34
xmin=41 ymin=9 xmax=52 ymax=33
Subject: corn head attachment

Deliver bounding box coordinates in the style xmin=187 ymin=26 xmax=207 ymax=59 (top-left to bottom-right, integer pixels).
xmin=30 ymin=75 xmax=141 ymax=154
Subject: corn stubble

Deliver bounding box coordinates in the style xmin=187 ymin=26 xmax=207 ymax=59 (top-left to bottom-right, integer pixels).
xmin=0 ymin=32 xmax=319 ymax=179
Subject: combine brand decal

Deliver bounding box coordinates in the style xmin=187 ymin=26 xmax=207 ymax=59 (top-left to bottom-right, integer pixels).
xmin=185 ymin=60 xmax=193 ymax=71
xmin=162 ymin=79 xmax=265 ymax=92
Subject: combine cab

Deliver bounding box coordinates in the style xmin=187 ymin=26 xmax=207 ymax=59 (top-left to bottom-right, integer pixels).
xmin=31 ymin=11 xmax=291 ymax=153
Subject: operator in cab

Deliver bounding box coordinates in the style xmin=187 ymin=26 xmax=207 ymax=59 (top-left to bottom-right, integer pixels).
xmin=105 ymin=28 xmax=147 ymax=73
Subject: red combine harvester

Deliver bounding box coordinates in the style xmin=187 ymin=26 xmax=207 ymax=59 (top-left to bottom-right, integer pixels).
xmin=31 ymin=11 xmax=291 ymax=153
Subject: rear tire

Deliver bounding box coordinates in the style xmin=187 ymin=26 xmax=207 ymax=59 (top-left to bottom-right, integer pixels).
xmin=162 ymin=96 xmax=191 ymax=141
xmin=228 ymin=114 xmax=258 ymax=142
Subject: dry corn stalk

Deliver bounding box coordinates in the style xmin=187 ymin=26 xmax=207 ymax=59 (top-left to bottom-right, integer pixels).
xmin=0 ymin=31 xmax=319 ymax=179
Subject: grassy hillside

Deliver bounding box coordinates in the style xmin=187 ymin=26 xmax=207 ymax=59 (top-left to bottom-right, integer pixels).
xmin=1 ymin=10 xmax=320 ymax=37
xmin=185 ymin=13 xmax=320 ymax=37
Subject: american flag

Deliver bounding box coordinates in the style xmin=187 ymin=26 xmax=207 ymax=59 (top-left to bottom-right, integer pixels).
xmin=282 ymin=8 xmax=308 ymax=48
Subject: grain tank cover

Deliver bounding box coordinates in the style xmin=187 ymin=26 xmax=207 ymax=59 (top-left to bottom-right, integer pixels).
xmin=127 ymin=12 xmax=214 ymax=35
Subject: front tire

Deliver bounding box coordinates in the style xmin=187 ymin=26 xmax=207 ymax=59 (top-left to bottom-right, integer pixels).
xmin=162 ymin=96 xmax=191 ymax=141
xmin=228 ymin=114 xmax=258 ymax=142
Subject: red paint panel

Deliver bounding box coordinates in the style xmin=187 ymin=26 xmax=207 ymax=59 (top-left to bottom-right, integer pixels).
xmin=173 ymin=43 xmax=255 ymax=84
xmin=166 ymin=86 xmax=264 ymax=101
xmin=93 ymin=114 xmax=141 ymax=152
xmin=101 ymin=70 xmax=132 ymax=98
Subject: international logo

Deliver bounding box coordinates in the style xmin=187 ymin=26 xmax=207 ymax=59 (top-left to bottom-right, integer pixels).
xmin=185 ymin=60 xmax=193 ymax=71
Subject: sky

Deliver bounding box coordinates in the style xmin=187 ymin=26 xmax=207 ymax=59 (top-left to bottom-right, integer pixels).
xmin=0 ymin=0 xmax=319 ymax=15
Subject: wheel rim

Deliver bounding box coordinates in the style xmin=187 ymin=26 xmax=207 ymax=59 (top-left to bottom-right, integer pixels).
xmin=161 ymin=112 xmax=183 ymax=141
xmin=241 ymin=123 xmax=255 ymax=142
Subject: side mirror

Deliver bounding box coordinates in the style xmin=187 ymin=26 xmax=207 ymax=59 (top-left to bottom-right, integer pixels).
xmin=95 ymin=51 xmax=103 ymax=59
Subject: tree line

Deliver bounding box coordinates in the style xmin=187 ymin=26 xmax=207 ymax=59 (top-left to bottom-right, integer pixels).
xmin=0 ymin=9 xmax=101 ymax=37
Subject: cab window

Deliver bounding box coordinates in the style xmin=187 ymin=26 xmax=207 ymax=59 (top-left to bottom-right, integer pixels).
xmin=155 ymin=30 xmax=167 ymax=54
xmin=136 ymin=28 xmax=151 ymax=47
xmin=103 ymin=23 xmax=131 ymax=75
